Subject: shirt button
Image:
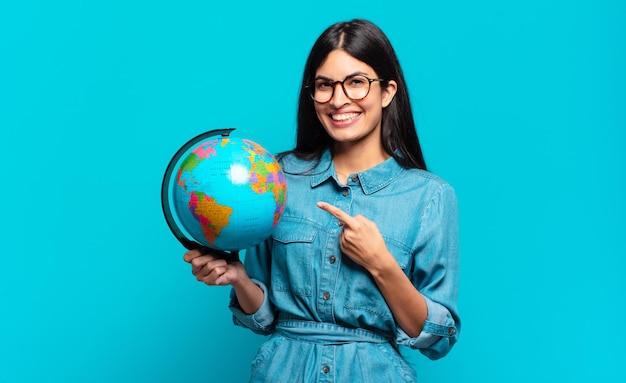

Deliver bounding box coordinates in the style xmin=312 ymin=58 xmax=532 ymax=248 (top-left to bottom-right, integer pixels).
xmin=448 ymin=327 xmax=455 ymax=336
xmin=342 ymin=190 xmax=349 ymax=197
xmin=323 ymin=292 xmax=330 ymax=300
xmin=351 ymin=174 xmax=359 ymax=182
xmin=322 ymin=365 xmax=330 ymax=374
xmin=329 ymin=256 xmax=336 ymax=264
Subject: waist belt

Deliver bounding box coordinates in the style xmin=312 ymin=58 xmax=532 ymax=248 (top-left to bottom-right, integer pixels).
xmin=276 ymin=314 xmax=391 ymax=345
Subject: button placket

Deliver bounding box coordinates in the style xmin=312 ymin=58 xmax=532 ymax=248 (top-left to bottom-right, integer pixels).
xmin=319 ymin=344 xmax=335 ymax=382
xmin=318 ymin=213 xmax=342 ymax=321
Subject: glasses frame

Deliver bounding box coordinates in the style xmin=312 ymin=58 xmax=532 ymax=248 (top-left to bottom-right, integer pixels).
xmin=305 ymin=75 xmax=385 ymax=104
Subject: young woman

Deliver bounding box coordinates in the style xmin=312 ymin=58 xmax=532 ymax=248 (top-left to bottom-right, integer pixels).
xmin=184 ymin=19 xmax=460 ymax=382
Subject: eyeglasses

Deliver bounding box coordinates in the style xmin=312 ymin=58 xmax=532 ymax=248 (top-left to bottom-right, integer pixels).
xmin=306 ymin=75 xmax=384 ymax=104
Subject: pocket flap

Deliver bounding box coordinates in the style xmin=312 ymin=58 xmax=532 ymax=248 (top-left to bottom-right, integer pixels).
xmin=273 ymin=217 xmax=318 ymax=244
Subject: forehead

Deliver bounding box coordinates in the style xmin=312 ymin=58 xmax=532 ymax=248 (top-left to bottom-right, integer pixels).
xmin=315 ymin=49 xmax=376 ymax=78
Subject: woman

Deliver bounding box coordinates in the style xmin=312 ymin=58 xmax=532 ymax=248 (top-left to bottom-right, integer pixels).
xmin=184 ymin=19 xmax=460 ymax=382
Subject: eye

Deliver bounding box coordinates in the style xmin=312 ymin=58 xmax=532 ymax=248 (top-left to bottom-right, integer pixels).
xmin=315 ymin=80 xmax=333 ymax=90
xmin=347 ymin=76 xmax=368 ymax=88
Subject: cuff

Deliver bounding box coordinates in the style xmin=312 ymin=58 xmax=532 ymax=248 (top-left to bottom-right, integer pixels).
xmin=396 ymin=296 xmax=459 ymax=359
xmin=228 ymin=279 xmax=275 ymax=334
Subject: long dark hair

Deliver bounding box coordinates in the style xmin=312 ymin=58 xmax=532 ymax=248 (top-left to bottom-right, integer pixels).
xmin=288 ymin=19 xmax=427 ymax=170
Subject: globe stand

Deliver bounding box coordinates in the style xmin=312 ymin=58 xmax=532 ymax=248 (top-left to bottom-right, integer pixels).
xmin=161 ymin=128 xmax=241 ymax=263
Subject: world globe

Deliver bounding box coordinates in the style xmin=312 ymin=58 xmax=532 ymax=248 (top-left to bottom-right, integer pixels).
xmin=162 ymin=128 xmax=287 ymax=255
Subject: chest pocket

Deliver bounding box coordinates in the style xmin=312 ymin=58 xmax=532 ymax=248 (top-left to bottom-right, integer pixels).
xmin=271 ymin=217 xmax=320 ymax=297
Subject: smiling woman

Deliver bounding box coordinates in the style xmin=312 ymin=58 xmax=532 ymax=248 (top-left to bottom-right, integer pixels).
xmin=183 ymin=19 xmax=460 ymax=382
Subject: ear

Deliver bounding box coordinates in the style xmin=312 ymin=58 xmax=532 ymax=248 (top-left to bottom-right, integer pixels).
xmin=381 ymin=80 xmax=398 ymax=108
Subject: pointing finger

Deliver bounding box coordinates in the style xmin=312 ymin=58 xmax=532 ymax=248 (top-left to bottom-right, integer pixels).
xmin=316 ymin=202 xmax=355 ymax=227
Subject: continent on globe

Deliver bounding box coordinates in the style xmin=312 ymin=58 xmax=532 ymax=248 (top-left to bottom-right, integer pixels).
xmin=188 ymin=191 xmax=233 ymax=247
xmin=242 ymin=139 xmax=287 ymax=227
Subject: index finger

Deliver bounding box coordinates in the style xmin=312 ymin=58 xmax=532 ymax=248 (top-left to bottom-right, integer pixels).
xmin=183 ymin=249 xmax=205 ymax=263
xmin=316 ymin=202 xmax=355 ymax=227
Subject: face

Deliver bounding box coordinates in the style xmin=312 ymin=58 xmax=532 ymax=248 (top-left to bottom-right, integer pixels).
xmin=313 ymin=49 xmax=397 ymax=150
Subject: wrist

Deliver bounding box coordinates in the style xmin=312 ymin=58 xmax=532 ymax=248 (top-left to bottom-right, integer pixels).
xmin=230 ymin=261 xmax=251 ymax=289
xmin=369 ymin=250 xmax=400 ymax=280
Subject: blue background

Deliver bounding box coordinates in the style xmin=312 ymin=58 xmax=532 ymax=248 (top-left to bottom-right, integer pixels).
xmin=1 ymin=1 xmax=624 ymax=382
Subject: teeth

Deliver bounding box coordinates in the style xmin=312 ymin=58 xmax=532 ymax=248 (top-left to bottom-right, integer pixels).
xmin=331 ymin=113 xmax=359 ymax=121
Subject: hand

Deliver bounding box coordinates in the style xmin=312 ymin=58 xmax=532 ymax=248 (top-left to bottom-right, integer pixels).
xmin=183 ymin=249 xmax=245 ymax=286
xmin=316 ymin=202 xmax=394 ymax=273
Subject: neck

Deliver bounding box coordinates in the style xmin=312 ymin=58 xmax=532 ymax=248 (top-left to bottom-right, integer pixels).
xmin=332 ymin=141 xmax=389 ymax=183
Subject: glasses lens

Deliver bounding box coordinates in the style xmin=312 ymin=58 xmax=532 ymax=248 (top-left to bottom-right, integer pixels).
xmin=312 ymin=79 xmax=333 ymax=103
xmin=310 ymin=75 xmax=372 ymax=103
xmin=344 ymin=75 xmax=370 ymax=100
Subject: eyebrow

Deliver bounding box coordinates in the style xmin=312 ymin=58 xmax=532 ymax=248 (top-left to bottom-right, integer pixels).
xmin=314 ymin=71 xmax=369 ymax=81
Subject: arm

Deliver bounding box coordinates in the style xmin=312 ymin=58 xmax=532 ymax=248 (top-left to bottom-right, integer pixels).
xmin=228 ymin=239 xmax=277 ymax=334
xmin=400 ymin=183 xmax=460 ymax=359
xmin=369 ymin=255 xmax=428 ymax=337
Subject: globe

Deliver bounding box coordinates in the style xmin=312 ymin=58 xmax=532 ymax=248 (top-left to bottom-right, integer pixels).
xmin=162 ymin=128 xmax=287 ymax=254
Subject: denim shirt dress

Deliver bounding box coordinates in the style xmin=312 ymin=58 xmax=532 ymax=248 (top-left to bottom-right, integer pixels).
xmin=229 ymin=150 xmax=460 ymax=383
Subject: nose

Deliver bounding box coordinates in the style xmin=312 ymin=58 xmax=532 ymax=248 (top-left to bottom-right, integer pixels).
xmin=329 ymin=82 xmax=351 ymax=108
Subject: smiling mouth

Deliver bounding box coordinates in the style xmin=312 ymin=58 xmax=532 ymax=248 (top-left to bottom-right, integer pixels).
xmin=330 ymin=112 xmax=361 ymax=122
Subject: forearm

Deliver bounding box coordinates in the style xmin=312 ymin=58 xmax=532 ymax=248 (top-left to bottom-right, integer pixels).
xmin=370 ymin=254 xmax=428 ymax=338
xmin=231 ymin=269 xmax=264 ymax=315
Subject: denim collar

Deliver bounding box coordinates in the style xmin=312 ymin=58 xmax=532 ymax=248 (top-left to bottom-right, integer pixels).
xmin=310 ymin=150 xmax=406 ymax=195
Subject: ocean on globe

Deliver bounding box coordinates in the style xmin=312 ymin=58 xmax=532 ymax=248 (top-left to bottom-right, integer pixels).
xmin=163 ymin=131 xmax=287 ymax=252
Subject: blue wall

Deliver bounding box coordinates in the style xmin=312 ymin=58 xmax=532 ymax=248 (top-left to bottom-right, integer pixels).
xmin=1 ymin=1 xmax=624 ymax=382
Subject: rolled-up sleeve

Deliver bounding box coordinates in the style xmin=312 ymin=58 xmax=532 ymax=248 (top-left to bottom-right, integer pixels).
xmin=228 ymin=239 xmax=276 ymax=335
xmin=229 ymin=279 xmax=275 ymax=334
xmin=396 ymin=182 xmax=461 ymax=360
